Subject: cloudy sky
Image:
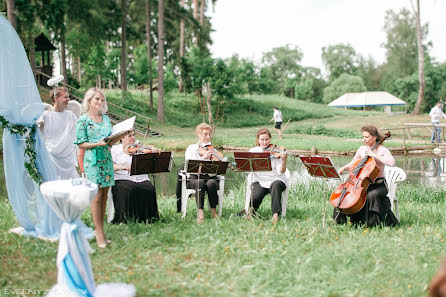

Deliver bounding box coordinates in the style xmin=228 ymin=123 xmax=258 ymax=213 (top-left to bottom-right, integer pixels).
xmin=209 ymin=0 xmax=446 ymax=71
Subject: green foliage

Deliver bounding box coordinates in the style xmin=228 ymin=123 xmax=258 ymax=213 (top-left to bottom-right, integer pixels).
xmin=289 ymin=125 xmax=358 ymax=138
xmin=323 ymin=73 xmax=367 ymax=104
xmin=294 ymin=78 xmax=313 ymax=101
xmin=128 ymin=43 xmax=157 ymax=87
xmin=321 ymin=43 xmax=359 ymax=81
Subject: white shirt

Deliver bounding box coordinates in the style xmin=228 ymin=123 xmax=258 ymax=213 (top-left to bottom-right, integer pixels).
xmin=39 ymin=110 xmax=78 ymax=179
xmin=249 ymin=146 xmax=287 ymax=188
xmin=273 ymin=109 xmax=282 ymax=122
xmin=111 ymin=144 xmax=150 ymax=183
xmin=185 ymin=143 xmax=211 ymax=161
xmin=429 ymin=105 xmax=446 ymax=123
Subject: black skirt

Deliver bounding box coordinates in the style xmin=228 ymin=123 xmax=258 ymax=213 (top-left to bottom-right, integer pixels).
xmin=334 ymin=178 xmax=399 ymax=227
xmin=111 ymin=179 xmax=159 ymax=223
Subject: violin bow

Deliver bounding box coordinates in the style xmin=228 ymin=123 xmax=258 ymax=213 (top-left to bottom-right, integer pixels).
xmin=271 ymin=119 xmax=291 ymax=148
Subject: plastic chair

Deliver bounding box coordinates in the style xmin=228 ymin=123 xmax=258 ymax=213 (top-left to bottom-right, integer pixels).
xmin=245 ymin=169 xmax=291 ymax=217
xmin=178 ymin=171 xmax=225 ymax=219
xmin=384 ymin=166 xmax=407 ymax=221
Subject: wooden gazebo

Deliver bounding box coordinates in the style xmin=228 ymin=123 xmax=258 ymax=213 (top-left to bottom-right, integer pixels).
xmin=32 ymin=33 xmax=56 ymax=86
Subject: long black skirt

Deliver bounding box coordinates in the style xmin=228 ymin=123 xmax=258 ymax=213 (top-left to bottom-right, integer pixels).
xmin=333 ymin=179 xmax=399 ymax=227
xmin=111 ymin=180 xmax=159 ymax=223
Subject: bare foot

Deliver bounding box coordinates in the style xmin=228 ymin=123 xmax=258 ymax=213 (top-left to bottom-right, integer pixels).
xmin=210 ymin=208 xmax=218 ymax=219
xmin=272 ymin=213 xmax=279 ymax=225
xmin=197 ymin=209 xmax=205 ymax=224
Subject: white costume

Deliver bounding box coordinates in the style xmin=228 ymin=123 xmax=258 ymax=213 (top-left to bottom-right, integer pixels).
xmin=39 ymin=110 xmax=79 ymax=179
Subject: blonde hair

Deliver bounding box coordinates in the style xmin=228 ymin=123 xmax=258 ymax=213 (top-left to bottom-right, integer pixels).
xmin=50 ymin=87 xmax=68 ymax=103
xmin=255 ymin=128 xmax=271 ymax=146
xmin=195 ymin=123 xmax=212 ymax=136
xmin=81 ymin=87 xmax=108 ymax=114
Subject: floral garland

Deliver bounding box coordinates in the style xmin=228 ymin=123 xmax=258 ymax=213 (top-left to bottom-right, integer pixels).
xmin=0 ymin=115 xmax=43 ymax=183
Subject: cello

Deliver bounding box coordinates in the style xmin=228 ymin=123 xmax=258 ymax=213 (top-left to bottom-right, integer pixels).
xmin=329 ymin=131 xmax=391 ymax=215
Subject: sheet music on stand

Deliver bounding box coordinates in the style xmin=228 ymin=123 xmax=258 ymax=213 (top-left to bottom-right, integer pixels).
xmin=233 ymin=152 xmax=272 ymax=217
xmin=184 ymin=159 xmax=229 ymax=175
xmin=299 ymin=155 xmax=341 ymax=227
xmin=130 ymin=151 xmax=173 ymax=175
xmin=233 ymin=152 xmax=272 ymax=172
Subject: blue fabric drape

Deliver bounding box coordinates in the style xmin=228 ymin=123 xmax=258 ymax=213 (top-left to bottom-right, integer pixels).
xmin=0 ymin=15 xmax=92 ymax=240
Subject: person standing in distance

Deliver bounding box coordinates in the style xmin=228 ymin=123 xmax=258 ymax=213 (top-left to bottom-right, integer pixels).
xmin=269 ymin=106 xmax=283 ymax=135
xmin=429 ymin=100 xmax=446 ymax=143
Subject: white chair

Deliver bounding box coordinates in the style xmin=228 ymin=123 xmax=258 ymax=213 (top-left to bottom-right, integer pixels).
xmin=384 ymin=166 xmax=407 ymax=221
xmin=245 ymin=169 xmax=291 ymax=217
xmin=179 ymin=171 xmax=225 ymax=219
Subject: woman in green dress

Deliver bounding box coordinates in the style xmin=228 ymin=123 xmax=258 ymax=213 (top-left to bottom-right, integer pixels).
xmin=76 ymin=87 xmax=120 ymax=248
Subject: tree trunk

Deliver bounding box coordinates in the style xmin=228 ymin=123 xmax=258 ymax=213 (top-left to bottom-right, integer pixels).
xmin=193 ymin=0 xmax=199 ymax=46
xmin=199 ymin=0 xmax=205 ymax=26
xmin=60 ymin=28 xmax=68 ymax=85
xmin=412 ymin=0 xmax=425 ymax=114
xmin=157 ymin=0 xmax=165 ymax=122
xmin=77 ymin=56 xmax=81 ymax=83
xmin=6 ymin=0 xmax=17 ymax=30
xmin=204 ymin=82 xmax=214 ymax=131
xmin=178 ymin=0 xmax=185 ymax=93
xmin=145 ymin=0 xmax=153 ymax=109
xmin=121 ymin=0 xmax=128 ymax=103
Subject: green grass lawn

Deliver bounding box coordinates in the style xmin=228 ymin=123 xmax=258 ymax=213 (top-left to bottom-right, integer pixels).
xmin=1 ymin=180 xmax=445 ymax=296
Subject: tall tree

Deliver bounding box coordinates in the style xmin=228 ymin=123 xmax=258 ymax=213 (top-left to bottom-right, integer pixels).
xmin=157 ymin=0 xmax=165 ymax=122
xmin=411 ymin=0 xmax=425 ymax=114
xmin=178 ymin=0 xmax=185 ymax=92
xmin=6 ymin=0 xmax=17 ymax=30
xmin=145 ymin=0 xmax=153 ymax=108
xmin=120 ymin=0 xmax=128 ymax=103
xmin=321 ymin=43 xmax=359 ymax=81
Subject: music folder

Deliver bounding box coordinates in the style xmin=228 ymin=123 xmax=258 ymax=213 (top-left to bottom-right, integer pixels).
xmin=299 ymin=156 xmax=340 ymax=179
xmin=184 ymin=159 xmax=229 ymax=175
xmin=233 ymin=152 xmax=272 ymax=172
xmin=130 ymin=151 xmax=173 ymax=175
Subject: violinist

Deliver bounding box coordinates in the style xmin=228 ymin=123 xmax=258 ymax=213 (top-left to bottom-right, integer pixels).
xmin=184 ymin=123 xmax=222 ymax=223
xmin=242 ymin=128 xmax=289 ymax=225
xmin=110 ymin=130 xmax=159 ymax=223
xmin=334 ymin=125 xmax=398 ymax=227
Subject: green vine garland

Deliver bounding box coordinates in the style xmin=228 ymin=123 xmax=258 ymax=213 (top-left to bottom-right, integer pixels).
xmin=0 ymin=116 xmax=43 ymax=183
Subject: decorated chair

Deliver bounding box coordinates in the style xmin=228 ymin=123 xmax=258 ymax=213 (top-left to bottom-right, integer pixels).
xmin=384 ymin=166 xmax=407 ymax=221
xmin=245 ymin=169 xmax=291 ymax=217
xmin=178 ymin=170 xmax=225 ymax=219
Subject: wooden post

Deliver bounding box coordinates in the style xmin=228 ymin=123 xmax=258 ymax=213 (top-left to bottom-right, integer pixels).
xmin=402 ymin=128 xmax=406 ymax=154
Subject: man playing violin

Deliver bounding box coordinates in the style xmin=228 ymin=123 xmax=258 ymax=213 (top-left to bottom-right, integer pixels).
xmin=334 ymin=125 xmax=398 ymax=227
xmin=242 ymin=128 xmax=289 ymax=225
xmin=184 ymin=123 xmax=222 ymax=223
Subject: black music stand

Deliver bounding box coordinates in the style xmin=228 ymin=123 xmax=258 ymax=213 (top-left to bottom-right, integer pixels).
xmin=299 ymin=155 xmax=341 ymax=227
xmin=130 ymin=151 xmax=173 ymax=188
xmin=233 ymin=152 xmax=272 ymax=217
xmin=184 ymin=159 xmax=229 ymax=214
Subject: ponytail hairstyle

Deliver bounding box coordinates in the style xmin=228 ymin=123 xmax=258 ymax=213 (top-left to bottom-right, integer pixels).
xmin=361 ymin=125 xmax=383 ymax=143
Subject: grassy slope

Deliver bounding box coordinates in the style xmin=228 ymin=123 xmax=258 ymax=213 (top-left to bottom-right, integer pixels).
xmin=104 ymin=90 xmax=433 ymax=152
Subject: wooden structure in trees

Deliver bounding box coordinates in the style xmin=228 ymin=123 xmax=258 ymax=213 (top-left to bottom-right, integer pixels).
xmin=29 ymin=33 xmax=56 ymax=86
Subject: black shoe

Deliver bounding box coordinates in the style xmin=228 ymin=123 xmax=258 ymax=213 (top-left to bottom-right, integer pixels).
xmin=237 ymin=209 xmax=246 ymax=217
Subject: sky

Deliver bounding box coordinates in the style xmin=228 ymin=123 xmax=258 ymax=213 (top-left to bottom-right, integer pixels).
xmin=208 ymin=0 xmax=446 ymax=72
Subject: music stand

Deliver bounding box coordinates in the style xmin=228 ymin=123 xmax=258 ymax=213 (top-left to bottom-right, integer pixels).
xmin=130 ymin=151 xmax=173 ymax=188
xmin=233 ymin=152 xmax=272 ymax=217
xmin=299 ymin=155 xmax=341 ymax=227
xmin=184 ymin=159 xmax=229 ymax=214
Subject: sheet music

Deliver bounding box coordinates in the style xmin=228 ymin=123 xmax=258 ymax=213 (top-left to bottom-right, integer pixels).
xmin=112 ymin=116 xmax=135 ymax=135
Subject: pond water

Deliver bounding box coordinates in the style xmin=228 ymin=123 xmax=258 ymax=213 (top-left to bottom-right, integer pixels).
xmin=150 ymin=154 xmax=446 ymax=197
xmin=0 ymin=154 xmax=443 ymax=201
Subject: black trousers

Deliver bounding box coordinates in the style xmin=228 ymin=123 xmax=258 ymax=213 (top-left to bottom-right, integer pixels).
xmin=176 ymin=173 xmax=219 ymax=211
xmin=250 ymin=180 xmax=286 ymax=214
xmin=111 ymin=180 xmax=159 ymax=223
xmin=333 ymin=178 xmax=399 ymax=227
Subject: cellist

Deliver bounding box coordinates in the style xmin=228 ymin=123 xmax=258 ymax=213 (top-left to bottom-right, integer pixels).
xmin=334 ymin=125 xmax=399 ymax=227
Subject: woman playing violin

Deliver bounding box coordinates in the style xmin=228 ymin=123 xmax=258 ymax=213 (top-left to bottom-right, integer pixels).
xmin=184 ymin=123 xmax=222 ymax=223
xmin=334 ymin=125 xmax=398 ymax=227
xmin=110 ymin=130 xmax=159 ymax=223
xmin=246 ymin=128 xmax=289 ymax=225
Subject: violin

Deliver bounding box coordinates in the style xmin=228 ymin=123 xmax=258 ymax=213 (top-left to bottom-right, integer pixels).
xmin=126 ymin=143 xmax=161 ymax=155
xmin=263 ymin=144 xmax=297 ymax=158
xmin=198 ymin=144 xmax=235 ymax=170
xmin=329 ymin=131 xmax=391 ymax=215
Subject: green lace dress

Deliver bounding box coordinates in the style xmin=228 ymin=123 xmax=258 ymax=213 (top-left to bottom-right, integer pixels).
xmin=75 ymin=114 xmax=114 ymax=187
